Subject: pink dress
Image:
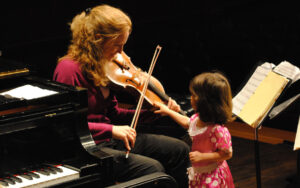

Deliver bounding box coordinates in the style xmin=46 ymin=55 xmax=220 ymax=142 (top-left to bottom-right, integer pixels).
xmin=187 ymin=114 xmax=234 ymax=188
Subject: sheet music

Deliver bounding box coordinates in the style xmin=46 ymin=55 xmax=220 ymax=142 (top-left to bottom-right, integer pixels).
xmin=238 ymin=71 xmax=288 ymax=127
xmin=294 ymin=115 xmax=300 ymax=151
xmin=273 ymin=61 xmax=300 ymax=84
xmin=0 ymin=84 xmax=58 ymax=100
xmin=233 ymin=62 xmax=274 ymax=115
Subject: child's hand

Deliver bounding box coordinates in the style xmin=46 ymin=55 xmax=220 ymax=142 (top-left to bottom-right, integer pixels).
xmin=189 ymin=151 xmax=203 ymax=163
xmin=153 ymin=101 xmax=170 ymax=116
xmin=167 ymin=97 xmax=181 ymax=113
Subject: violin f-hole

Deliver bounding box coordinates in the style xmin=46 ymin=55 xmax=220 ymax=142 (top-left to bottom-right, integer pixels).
xmin=126 ymin=79 xmax=140 ymax=87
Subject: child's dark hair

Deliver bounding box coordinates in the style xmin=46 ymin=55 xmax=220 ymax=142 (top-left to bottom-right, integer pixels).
xmin=189 ymin=71 xmax=234 ymax=124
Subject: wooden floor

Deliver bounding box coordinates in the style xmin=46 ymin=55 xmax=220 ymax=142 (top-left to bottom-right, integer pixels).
xmin=228 ymin=136 xmax=298 ymax=188
xmin=157 ymin=120 xmax=299 ymax=188
xmin=148 ymin=118 xmax=299 ymax=188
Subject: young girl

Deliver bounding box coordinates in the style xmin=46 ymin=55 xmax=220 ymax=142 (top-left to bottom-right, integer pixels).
xmin=154 ymin=71 xmax=235 ymax=188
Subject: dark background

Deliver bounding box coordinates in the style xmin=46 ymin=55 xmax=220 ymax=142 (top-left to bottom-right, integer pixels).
xmin=0 ymin=0 xmax=299 ymax=129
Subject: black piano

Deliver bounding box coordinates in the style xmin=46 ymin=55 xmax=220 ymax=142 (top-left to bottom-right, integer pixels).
xmin=0 ymin=58 xmax=113 ymax=187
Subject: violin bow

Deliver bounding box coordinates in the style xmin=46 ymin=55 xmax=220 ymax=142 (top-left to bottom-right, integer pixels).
xmin=126 ymin=45 xmax=162 ymax=158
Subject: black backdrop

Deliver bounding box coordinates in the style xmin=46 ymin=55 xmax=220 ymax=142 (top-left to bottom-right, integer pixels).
xmin=0 ymin=0 xmax=299 ymax=129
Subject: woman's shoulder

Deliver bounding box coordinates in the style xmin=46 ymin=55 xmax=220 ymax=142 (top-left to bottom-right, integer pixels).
xmin=53 ymin=58 xmax=85 ymax=85
xmin=55 ymin=58 xmax=82 ymax=76
xmin=57 ymin=58 xmax=80 ymax=70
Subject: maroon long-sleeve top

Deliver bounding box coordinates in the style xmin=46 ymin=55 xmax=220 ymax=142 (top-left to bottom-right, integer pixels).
xmin=53 ymin=59 xmax=156 ymax=144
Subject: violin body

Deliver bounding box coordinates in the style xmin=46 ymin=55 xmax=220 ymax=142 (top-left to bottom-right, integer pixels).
xmin=105 ymin=52 xmax=169 ymax=107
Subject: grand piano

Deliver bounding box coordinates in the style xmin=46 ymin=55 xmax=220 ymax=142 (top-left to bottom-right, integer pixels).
xmin=0 ymin=58 xmax=180 ymax=188
xmin=0 ymin=58 xmax=114 ymax=187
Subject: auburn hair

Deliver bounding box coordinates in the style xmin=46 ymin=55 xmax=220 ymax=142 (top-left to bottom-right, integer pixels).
xmin=58 ymin=4 xmax=132 ymax=86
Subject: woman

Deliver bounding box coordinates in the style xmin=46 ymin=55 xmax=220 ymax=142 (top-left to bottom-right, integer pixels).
xmin=53 ymin=4 xmax=189 ymax=187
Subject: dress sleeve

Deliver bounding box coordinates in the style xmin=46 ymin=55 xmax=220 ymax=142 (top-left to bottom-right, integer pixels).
xmin=188 ymin=114 xmax=198 ymax=137
xmin=210 ymin=125 xmax=233 ymax=153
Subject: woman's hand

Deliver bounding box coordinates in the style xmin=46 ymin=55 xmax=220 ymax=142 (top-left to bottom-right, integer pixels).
xmin=112 ymin=125 xmax=136 ymax=151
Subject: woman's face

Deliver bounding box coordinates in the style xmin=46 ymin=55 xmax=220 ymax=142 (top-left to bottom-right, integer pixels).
xmin=102 ymin=31 xmax=129 ymax=61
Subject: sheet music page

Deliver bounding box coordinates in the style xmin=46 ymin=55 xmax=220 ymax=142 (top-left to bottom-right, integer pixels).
xmin=273 ymin=61 xmax=300 ymax=84
xmin=0 ymin=84 xmax=58 ymax=100
xmin=294 ymin=115 xmax=300 ymax=151
xmin=232 ymin=62 xmax=274 ymax=115
xmin=237 ymin=71 xmax=289 ymax=128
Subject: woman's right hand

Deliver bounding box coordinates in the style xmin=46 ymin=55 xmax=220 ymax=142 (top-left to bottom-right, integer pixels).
xmin=112 ymin=125 xmax=136 ymax=151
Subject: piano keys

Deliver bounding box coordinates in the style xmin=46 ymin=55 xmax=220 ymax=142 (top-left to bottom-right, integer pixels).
xmin=0 ymin=164 xmax=79 ymax=188
xmin=0 ymin=58 xmax=114 ymax=187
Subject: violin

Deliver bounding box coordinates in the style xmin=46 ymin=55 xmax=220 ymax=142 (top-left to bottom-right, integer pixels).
xmin=106 ymin=48 xmax=184 ymax=158
xmin=105 ymin=51 xmax=170 ymax=107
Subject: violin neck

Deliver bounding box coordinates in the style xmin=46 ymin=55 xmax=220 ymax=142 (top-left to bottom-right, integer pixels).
xmin=148 ymin=81 xmax=187 ymax=116
xmin=148 ymin=81 xmax=169 ymax=102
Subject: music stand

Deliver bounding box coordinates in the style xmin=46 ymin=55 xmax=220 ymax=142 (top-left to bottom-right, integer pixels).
xmin=231 ymin=61 xmax=300 ymax=188
xmin=269 ymin=94 xmax=300 ymax=187
xmin=253 ymin=93 xmax=299 ymax=188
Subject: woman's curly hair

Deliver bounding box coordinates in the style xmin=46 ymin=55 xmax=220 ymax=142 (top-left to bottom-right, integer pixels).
xmin=58 ymin=4 xmax=132 ymax=86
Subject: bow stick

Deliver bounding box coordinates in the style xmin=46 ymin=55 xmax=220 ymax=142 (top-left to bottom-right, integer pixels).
xmin=125 ymin=45 xmax=162 ymax=158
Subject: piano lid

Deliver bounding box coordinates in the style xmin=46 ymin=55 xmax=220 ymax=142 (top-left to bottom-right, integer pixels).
xmin=0 ymin=58 xmax=29 ymax=79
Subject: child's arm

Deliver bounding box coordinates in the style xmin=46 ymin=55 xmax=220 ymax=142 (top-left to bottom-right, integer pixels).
xmin=189 ymin=150 xmax=232 ymax=163
xmin=153 ymin=101 xmax=190 ymax=129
